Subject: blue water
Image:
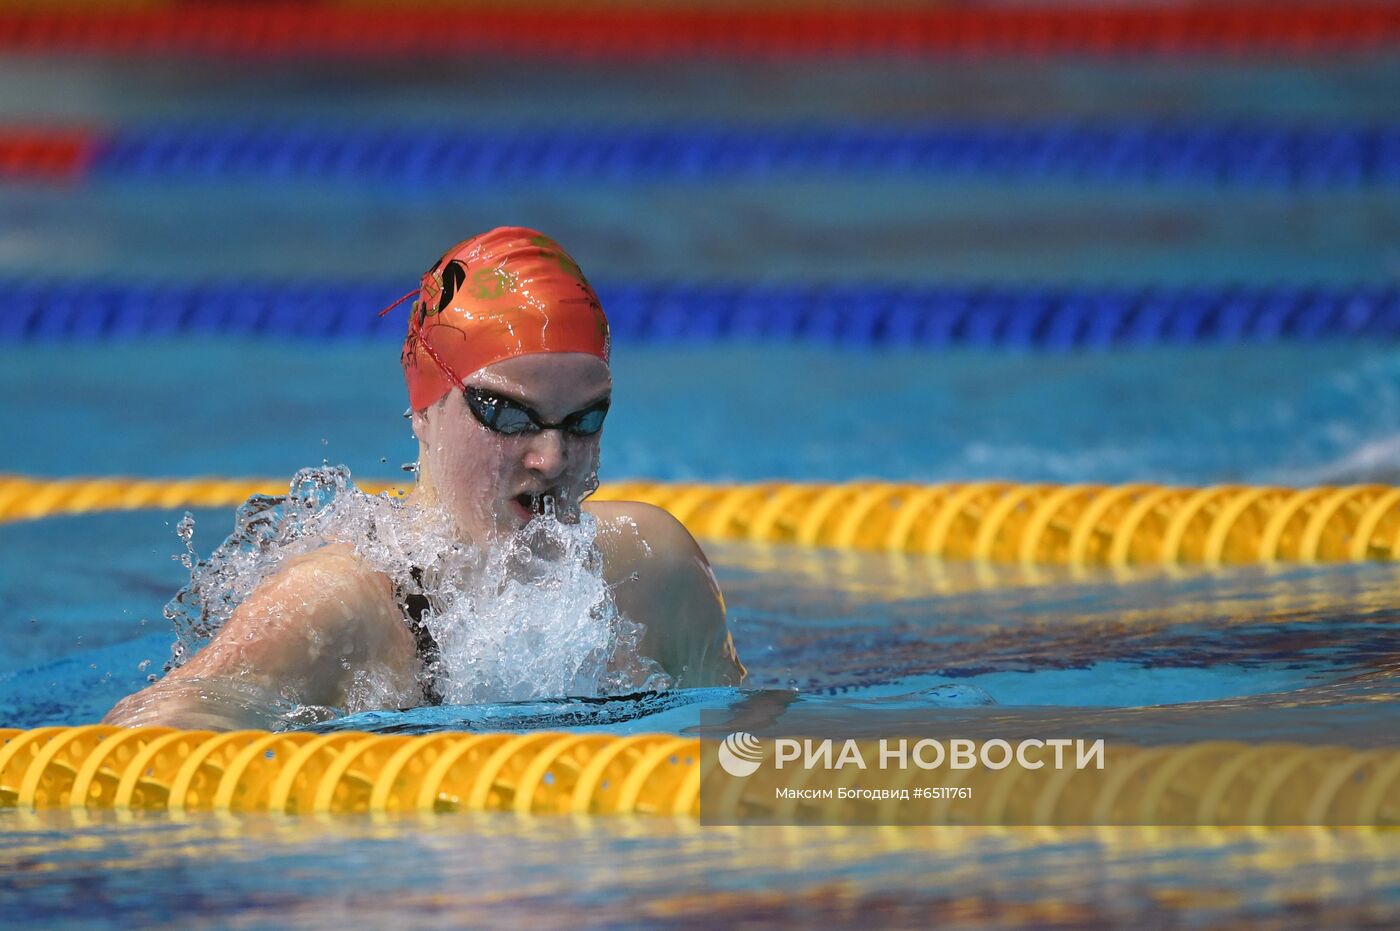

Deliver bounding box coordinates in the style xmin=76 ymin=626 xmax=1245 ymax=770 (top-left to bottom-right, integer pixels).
xmin=3 ymin=500 xmax=1397 ymax=748
xmin=7 ymin=181 xmax=1400 ymax=283
xmin=3 ymin=334 xmax=1398 ymax=740
xmin=3 ymin=341 xmax=1399 ymax=484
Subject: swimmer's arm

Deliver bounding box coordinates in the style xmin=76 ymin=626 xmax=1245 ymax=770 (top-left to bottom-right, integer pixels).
xmin=103 ymin=544 xmax=417 ymax=730
xmin=652 ymin=539 xmax=745 ymax=688
xmin=594 ymin=503 xmax=745 ymax=688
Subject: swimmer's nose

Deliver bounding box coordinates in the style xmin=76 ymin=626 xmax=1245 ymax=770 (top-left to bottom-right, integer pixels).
xmin=522 ymin=429 xmax=568 ymax=480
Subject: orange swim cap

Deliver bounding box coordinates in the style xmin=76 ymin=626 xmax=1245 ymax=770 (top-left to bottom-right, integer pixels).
xmin=398 ymin=227 xmax=610 ymax=411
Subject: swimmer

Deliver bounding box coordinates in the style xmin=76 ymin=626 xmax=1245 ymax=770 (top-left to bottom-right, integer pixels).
xmin=105 ymin=227 xmax=744 ymax=729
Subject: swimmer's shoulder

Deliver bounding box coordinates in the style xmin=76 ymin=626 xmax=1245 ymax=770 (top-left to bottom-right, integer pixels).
xmin=276 ymin=542 xmax=398 ymax=605
xmin=242 ymin=542 xmax=406 ymax=648
xmin=144 ymin=542 xmax=417 ymax=715
xmin=586 ymin=500 xmax=744 ymax=686
xmin=585 ymin=501 xmax=711 ymax=575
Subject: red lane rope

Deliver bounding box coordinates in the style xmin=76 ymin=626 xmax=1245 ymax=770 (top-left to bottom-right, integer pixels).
xmin=0 ymin=129 xmax=97 ymax=183
xmin=1 ymin=5 xmax=1399 ymax=58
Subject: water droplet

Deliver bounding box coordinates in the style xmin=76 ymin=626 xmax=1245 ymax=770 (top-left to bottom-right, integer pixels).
xmin=173 ymin=512 xmax=198 ymax=569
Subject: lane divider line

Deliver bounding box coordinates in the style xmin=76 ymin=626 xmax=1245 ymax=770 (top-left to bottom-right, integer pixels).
xmin=2 ymin=475 xmax=1396 ymax=568
xmin=2 ymin=278 xmax=1396 ymax=348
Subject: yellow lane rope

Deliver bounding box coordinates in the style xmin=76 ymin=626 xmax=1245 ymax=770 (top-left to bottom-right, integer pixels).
xmin=0 ymin=727 xmax=1395 ymax=824
xmin=2 ymin=475 xmax=1398 ymax=567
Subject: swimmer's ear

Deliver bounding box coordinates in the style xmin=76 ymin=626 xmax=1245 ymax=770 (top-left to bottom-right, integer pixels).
xmin=409 ymin=394 xmax=453 ymax=443
xmin=409 ymin=406 xmax=430 ymax=444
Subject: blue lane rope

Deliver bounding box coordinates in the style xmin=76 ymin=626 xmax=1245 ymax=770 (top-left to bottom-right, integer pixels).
xmin=2 ymin=279 xmax=1397 ymax=349
xmin=88 ymin=122 xmax=1400 ymax=188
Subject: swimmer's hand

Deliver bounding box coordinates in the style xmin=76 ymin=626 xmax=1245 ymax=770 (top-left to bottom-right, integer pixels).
xmin=103 ymin=544 xmax=419 ymax=730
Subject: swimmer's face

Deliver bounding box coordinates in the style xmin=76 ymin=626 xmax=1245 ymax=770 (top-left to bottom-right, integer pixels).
xmin=412 ymin=353 xmax=611 ymax=543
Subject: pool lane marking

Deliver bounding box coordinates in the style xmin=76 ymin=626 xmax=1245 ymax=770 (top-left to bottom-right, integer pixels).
xmin=0 ymin=128 xmax=98 ymax=183
xmin=3 ymin=475 xmax=1398 ymax=568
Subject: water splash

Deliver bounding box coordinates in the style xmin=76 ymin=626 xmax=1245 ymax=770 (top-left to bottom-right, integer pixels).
xmin=424 ymin=498 xmax=671 ymax=705
xmin=161 ymin=465 xmax=669 ymax=723
xmin=162 ymin=465 xmax=446 ymax=670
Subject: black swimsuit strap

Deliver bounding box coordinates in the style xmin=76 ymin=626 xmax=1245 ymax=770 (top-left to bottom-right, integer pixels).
xmin=399 ymin=566 xmax=444 ymax=706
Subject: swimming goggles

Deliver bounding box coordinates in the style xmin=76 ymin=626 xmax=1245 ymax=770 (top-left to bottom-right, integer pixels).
xmin=464 ymin=386 xmax=610 ymax=437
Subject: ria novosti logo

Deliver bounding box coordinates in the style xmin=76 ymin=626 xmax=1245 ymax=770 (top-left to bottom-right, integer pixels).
xmin=717 ymin=732 xmax=764 ymax=777
xmin=714 ymin=734 xmax=1106 ymax=777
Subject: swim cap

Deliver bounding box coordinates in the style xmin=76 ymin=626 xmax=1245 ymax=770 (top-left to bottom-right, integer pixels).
xmin=398 ymin=227 xmax=610 ymax=411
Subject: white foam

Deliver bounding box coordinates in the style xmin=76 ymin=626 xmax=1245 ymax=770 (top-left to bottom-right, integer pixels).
xmin=163 ymin=465 xmax=670 ymax=720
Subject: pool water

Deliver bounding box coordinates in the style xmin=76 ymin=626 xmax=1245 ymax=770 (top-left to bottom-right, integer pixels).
xmin=3 ymin=512 xmax=1399 ymax=752
xmin=3 ymin=279 xmax=1399 ymax=931
xmin=1 ymin=812 xmax=1393 ymax=929
xmin=4 ymin=339 xmax=1399 ymax=729
xmin=3 ymin=503 xmax=1398 ymax=925
xmin=3 ymin=42 xmax=1400 ymax=931
xmin=4 ymin=507 xmax=1400 ymax=735
xmin=4 ymin=342 xmax=1400 ymax=485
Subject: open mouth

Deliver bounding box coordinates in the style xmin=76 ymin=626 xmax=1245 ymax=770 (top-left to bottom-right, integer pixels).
xmin=511 ymin=491 xmax=557 ymax=521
